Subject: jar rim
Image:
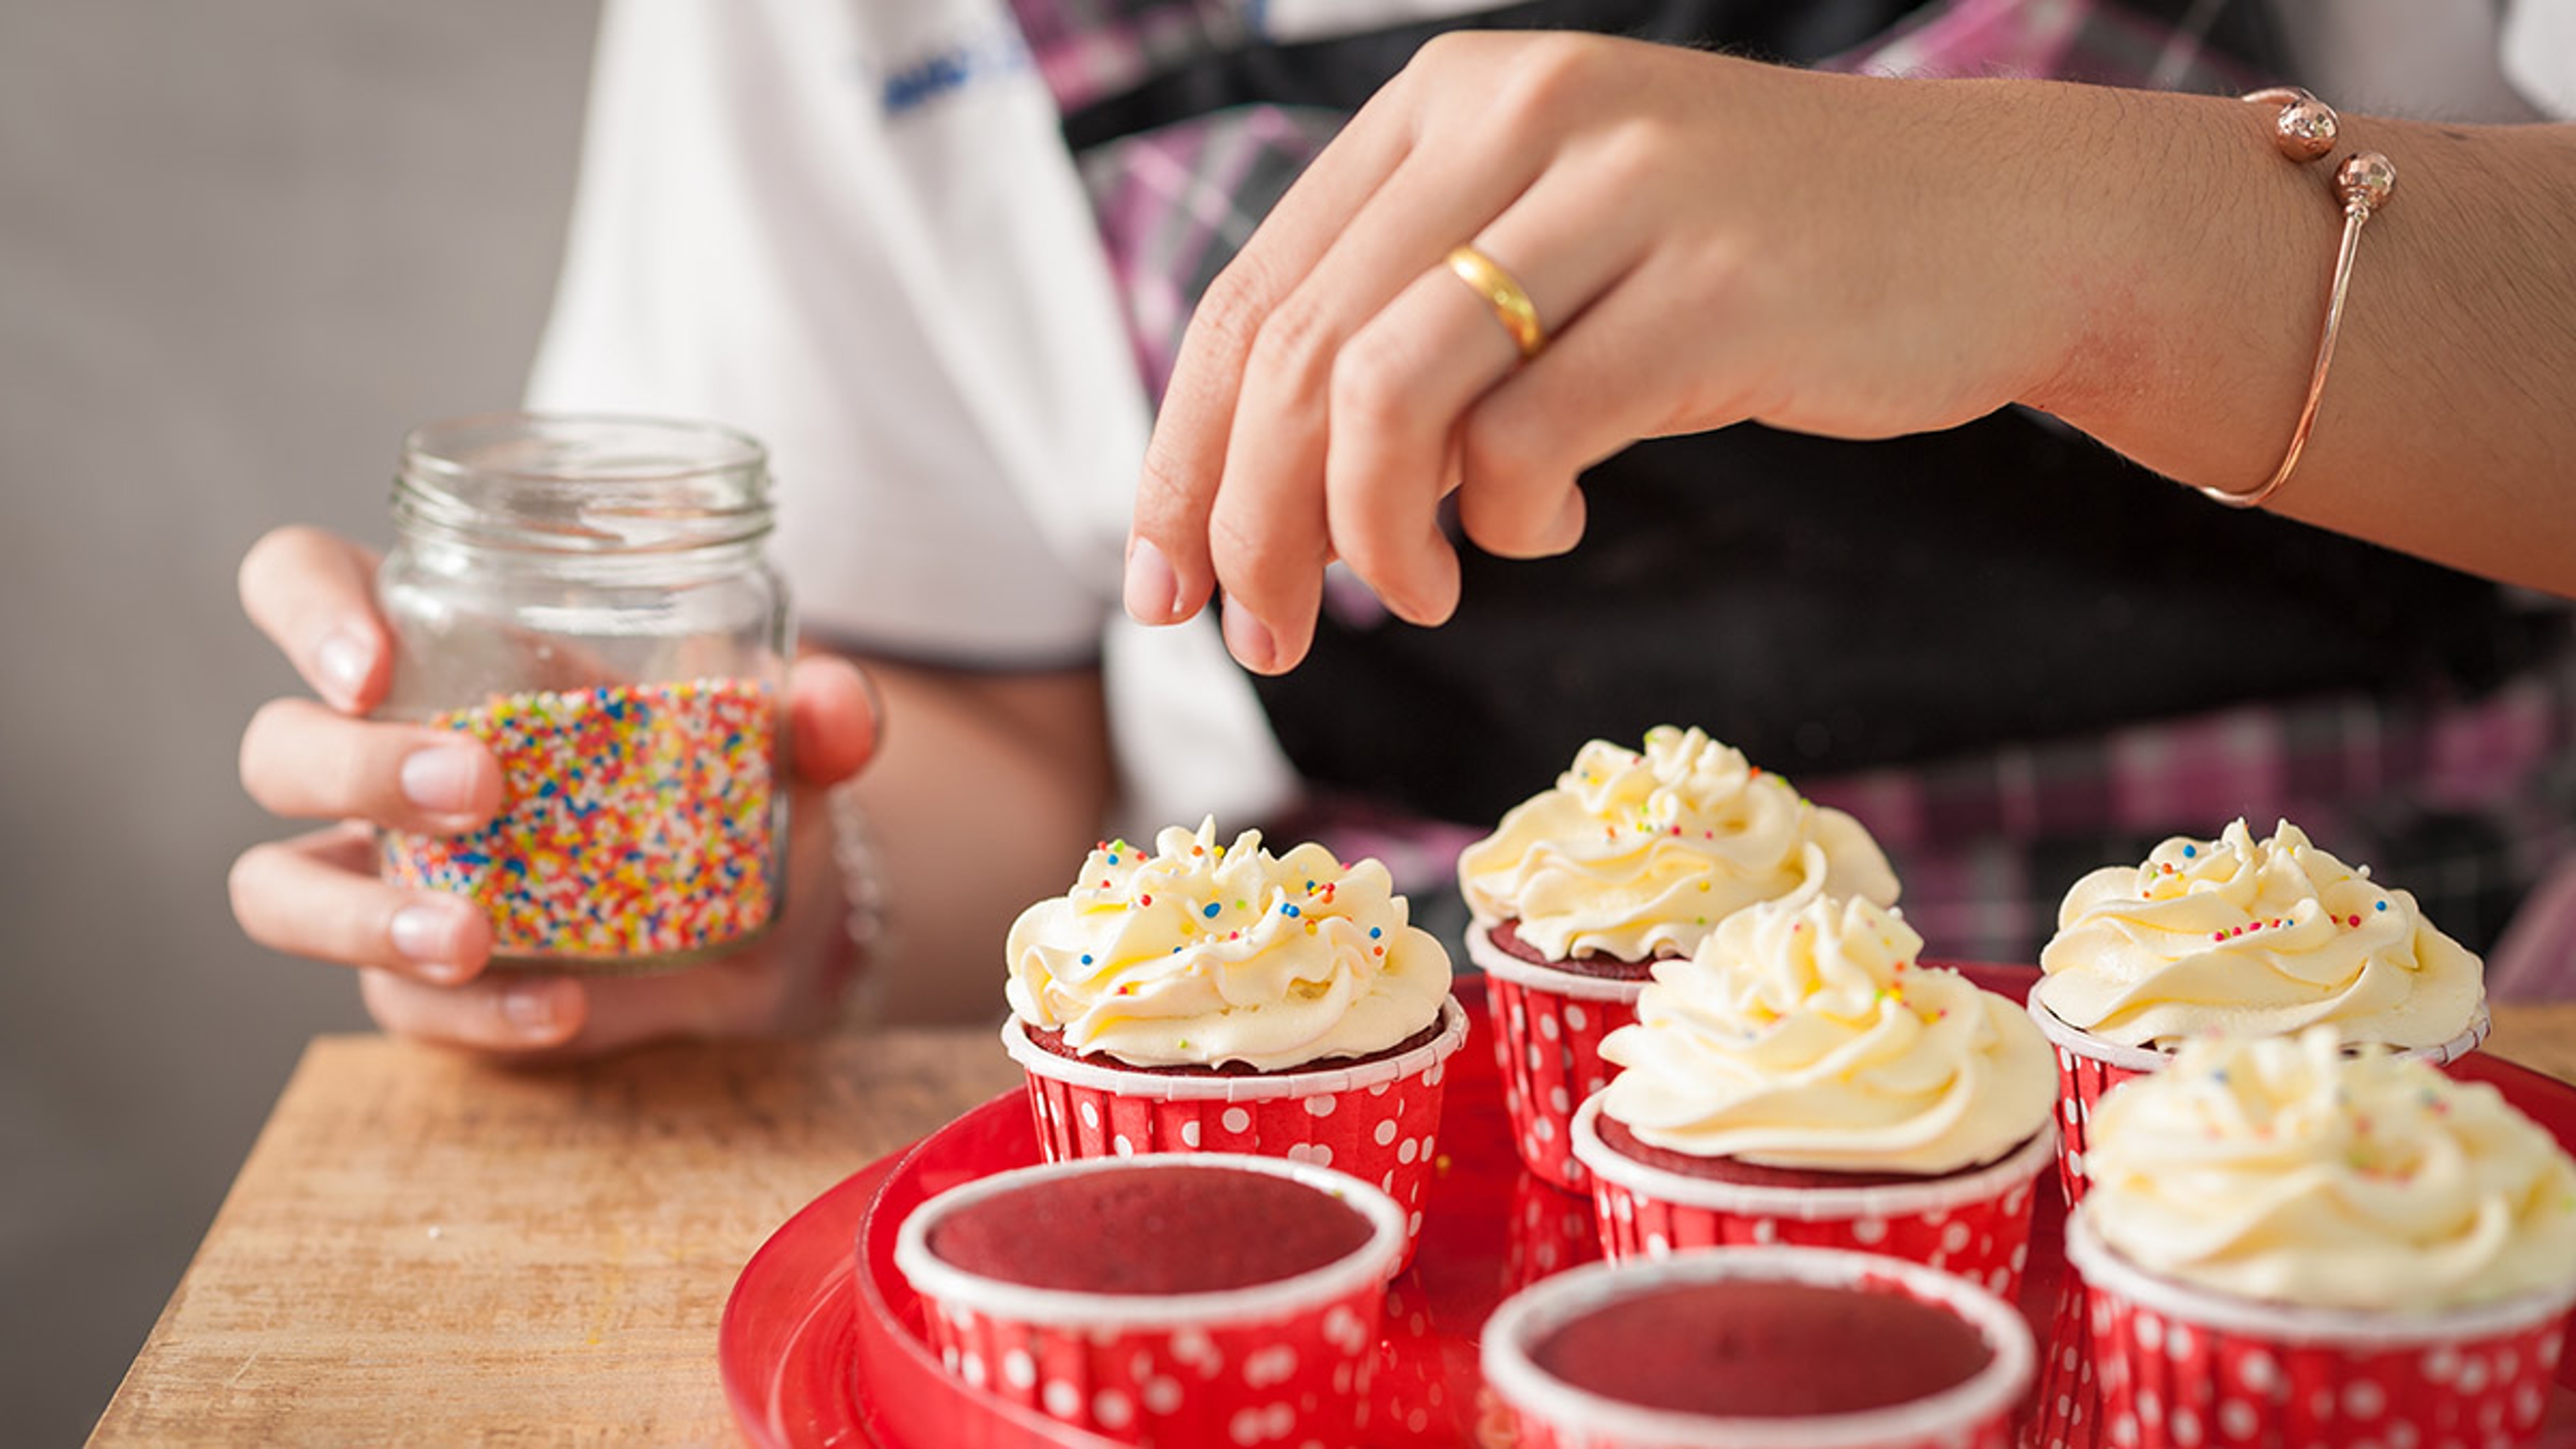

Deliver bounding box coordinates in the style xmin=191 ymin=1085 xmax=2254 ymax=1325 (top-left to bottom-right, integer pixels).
xmin=402 ymin=411 xmax=766 ymax=483
xmin=394 ymin=411 xmax=772 ymax=555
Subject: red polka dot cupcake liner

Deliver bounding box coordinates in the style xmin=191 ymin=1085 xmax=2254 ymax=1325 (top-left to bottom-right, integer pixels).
xmin=1570 ymin=1096 xmax=2055 ymax=1301
xmin=2028 ymin=996 xmax=2493 ymax=1208
xmin=1480 ymin=1246 xmax=2036 ymax=1449
xmin=1465 ymin=922 xmax=1643 ymax=1193
xmin=1001 ymin=998 xmax=1468 ymax=1267
xmin=894 ymin=1155 xmax=1405 ymax=1446
xmin=2065 ymin=1210 xmax=2576 ymax=1449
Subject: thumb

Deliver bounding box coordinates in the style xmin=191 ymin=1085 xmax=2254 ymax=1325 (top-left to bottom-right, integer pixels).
xmin=787 ymin=653 xmax=881 ymax=788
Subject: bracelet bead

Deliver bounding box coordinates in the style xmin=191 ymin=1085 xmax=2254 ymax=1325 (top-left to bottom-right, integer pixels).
xmin=2197 ymin=90 xmax=2394 ymax=511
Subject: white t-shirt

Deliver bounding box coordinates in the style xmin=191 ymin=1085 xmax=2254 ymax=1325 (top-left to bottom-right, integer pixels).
xmin=527 ymin=0 xmax=1297 ymax=834
xmin=525 ymin=0 xmax=2575 ymax=832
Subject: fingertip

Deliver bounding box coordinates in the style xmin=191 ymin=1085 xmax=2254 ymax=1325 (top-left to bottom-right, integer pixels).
xmin=311 ymin=629 xmax=368 ymax=712
xmin=1368 ymin=531 xmax=1462 ymax=628
xmin=360 ymin=967 xmax=588 ymax=1055
xmin=399 ymin=738 xmax=506 ymax=824
xmin=788 ymin=654 xmax=879 ymax=785
xmin=1131 ymin=423 xmax=1226 ymax=627
xmin=312 ymin=622 xmax=390 ymax=714
xmin=236 ymin=524 xmax=315 ymax=612
xmin=1410 ymin=570 xmax=1461 ymax=629
xmin=1125 ymin=519 xmax=1218 ymax=628
xmin=390 ymin=896 xmax=494 ymax=985
xmin=463 ymin=741 xmax=506 ymax=818
xmin=447 ymin=901 xmax=495 ymax=979
xmin=1222 ymin=602 xmax=1282 ymax=674
xmin=1223 ymin=597 xmax=1324 ymax=674
xmin=1460 ymin=482 xmax=1587 ymax=561
xmin=239 ymin=526 xmax=390 ymax=712
xmin=1169 ymin=570 xmax=1214 ymax=625
xmin=1123 ymin=534 xmax=1183 ymax=625
xmin=501 ymin=975 xmax=586 ymax=1046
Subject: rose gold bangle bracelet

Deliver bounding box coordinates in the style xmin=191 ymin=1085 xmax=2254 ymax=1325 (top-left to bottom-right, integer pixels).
xmin=2200 ymin=87 xmax=2396 ymax=511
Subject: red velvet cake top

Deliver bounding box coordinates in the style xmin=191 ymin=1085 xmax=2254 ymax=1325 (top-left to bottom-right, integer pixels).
xmin=1531 ymin=1279 xmax=1993 ymax=1415
xmin=925 ymin=1164 xmax=1375 ymax=1294
xmin=1489 ymin=918 xmax=1663 ymax=979
xmin=1594 ymin=1112 xmax=2024 ymax=1189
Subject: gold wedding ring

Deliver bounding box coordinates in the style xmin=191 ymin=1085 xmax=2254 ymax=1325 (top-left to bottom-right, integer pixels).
xmin=1445 ymin=245 xmax=1547 ymax=360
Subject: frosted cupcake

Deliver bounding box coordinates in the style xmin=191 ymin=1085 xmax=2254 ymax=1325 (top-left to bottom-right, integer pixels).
xmin=2034 ymin=817 xmax=2489 ymax=1200
xmin=1459 ymin=726 xmax=1898 ymax=1189
xmin=1002 ymin=819 xmax=1466 ymax=1258
xmin=1570 ymin=892 xmax=2058 ymax=1298
xmin=2066 ymin=1030 xmax=2576 ymax=1449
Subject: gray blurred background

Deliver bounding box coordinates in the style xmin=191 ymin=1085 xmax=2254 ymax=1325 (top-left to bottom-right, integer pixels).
xmin=1 ymin=5 xmax=601 ymax=1439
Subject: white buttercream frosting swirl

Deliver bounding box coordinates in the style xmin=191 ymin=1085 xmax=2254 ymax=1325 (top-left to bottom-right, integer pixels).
xmin=1458 ymin=727 xmax=1898 ymax=963
xmin=2082 ymin=1029 xmax=2576 ymax=1311
xmin=1005 ymin=819 xmax=1452 ymax=1071
xmin=1597 ymin=892 xmax=2057 ymax=1173
xmin=2037 ymin=818 xmax=2483 ymax=1051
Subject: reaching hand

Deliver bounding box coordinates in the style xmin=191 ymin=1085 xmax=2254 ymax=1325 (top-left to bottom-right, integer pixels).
xmin=1125 ymin=32 xmax=2095 ymax=672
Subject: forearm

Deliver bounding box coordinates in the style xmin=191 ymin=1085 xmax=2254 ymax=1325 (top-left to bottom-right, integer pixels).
xmin=2025 ymin=87 xmax=2576 ymax=596
xmin=1120 ymin=35 xmax=2576 ymax=674
xmin=837 ymin=656 xmax=1115 ymax=1023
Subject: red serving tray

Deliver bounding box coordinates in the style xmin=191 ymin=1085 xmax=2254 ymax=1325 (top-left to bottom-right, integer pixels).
xmin=720 ymin=971 xmax=2576 ymax=1448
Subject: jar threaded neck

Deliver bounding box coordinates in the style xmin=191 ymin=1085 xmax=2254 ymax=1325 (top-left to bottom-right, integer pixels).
xmin=393 ymin=412 xmax=772 ymax=555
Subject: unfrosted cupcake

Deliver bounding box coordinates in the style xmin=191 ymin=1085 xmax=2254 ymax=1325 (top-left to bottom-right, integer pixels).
xmin=2066 ymin=1030 xmax=2576 ymax=1449
xmin=1001 ymin=819 xmax=1467 ymax=1258
xmin=1571 ymin=892 xmax=2058 ymax=1298
xmin=1481 ymin=1246 xmax=2036 ymax=1449
xmin=1459 ymin=726 xmax=1898 ymax=1189
xmin=2033 ymin=817 xmax=2489 ymax=1200
xmin=895 ymin=1153 xmax=1406 ymax=1446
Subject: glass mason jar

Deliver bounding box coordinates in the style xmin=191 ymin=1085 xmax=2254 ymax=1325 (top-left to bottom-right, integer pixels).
xmin=375 ymin=413 xmax=792 ymax=974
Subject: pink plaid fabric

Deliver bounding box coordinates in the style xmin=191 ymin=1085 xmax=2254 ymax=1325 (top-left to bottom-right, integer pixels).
xmin=1824 ymin=0 xmax=2254 ymax=90
xmin=1799 ymin=644 xmax=2576 ymax=975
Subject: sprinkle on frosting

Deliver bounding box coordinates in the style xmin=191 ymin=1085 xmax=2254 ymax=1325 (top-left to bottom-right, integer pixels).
xmin=2037 ymin=819 xmax=2484 ymax=1051
xmin=2082 ymin=1030 xmax=2576 ymax=1312
xmin=1597 ymin=892 xmax=2057 ymax=1174
xmin=1005 ymin=818 xmax=1451 ymax=1071
xmin=1458 ymin=727 xmax=1898 ymax=963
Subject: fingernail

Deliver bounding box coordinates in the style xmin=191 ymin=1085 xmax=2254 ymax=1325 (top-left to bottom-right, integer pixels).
xmin=315 ymin=629 xmax=374 ymax=710
xmin=400 ymin=746 xmax=483 ymax=814
xmin=1223 ymin=604 xmax=1277 ymax=673
xmin=390 ymin=902 xmax=474 ymax=981
xmin=502 ymin=981 xmax=566 ymax=1038
xmin=1124 ymin=537 xmax=1179 ymax=623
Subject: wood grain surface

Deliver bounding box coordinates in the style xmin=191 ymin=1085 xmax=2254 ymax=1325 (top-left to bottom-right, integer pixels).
xmin=2490 ymin=1001 xmax=2576 ymax=1093
xmin=91 ymin=1028 xmax=1018 ymax=1446
xmin=90 ymin=1004 xmax=2576 ymax=1444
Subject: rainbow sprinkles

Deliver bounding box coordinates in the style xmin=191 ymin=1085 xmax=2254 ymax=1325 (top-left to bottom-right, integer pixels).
xmin=382 ymin=677 xmax=780 ymax=963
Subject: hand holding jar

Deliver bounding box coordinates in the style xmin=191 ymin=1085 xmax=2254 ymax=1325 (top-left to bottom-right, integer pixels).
xmin=229 ymin=415 xmax=882 ymax=1055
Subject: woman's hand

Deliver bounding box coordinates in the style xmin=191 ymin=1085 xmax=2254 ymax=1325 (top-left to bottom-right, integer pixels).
xmin=1125 ymin=32 xmax=2107 ymax=672
xmin=228 ymin=525 xmax=881 ymax=1057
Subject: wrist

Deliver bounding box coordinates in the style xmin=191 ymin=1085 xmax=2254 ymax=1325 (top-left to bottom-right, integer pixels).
xmin=2016 ymin=87 xmax=2337 ymax=490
